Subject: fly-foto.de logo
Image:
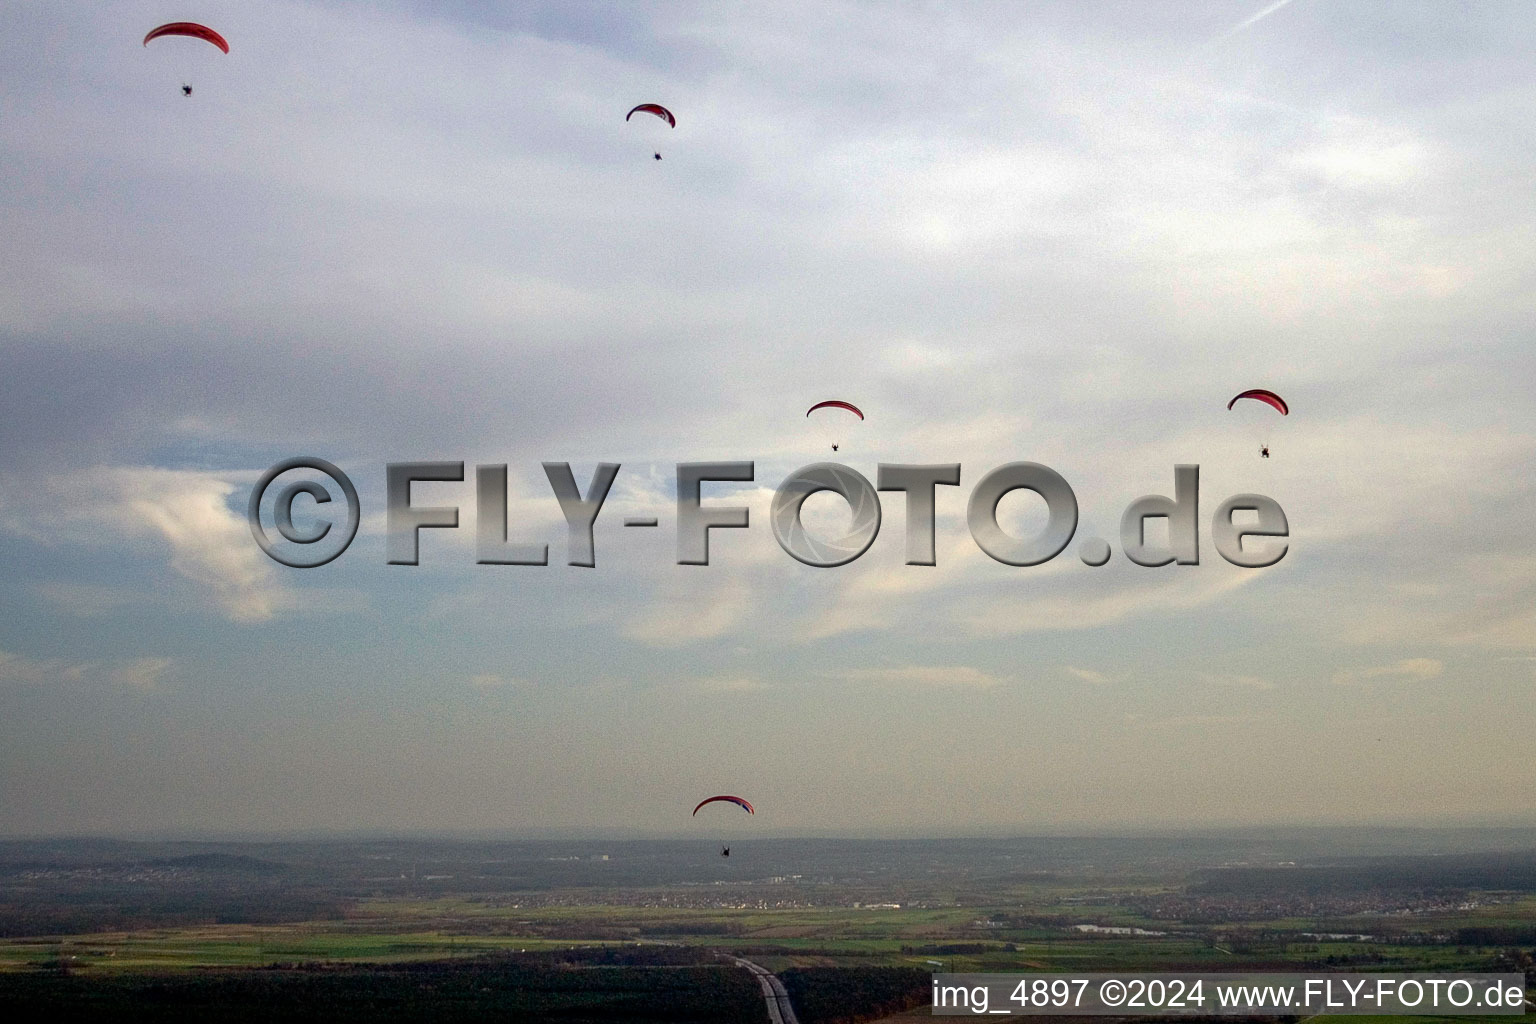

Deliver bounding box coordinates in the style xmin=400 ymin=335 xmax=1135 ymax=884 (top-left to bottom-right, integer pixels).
xmin=248 ymin=460 xmax=1287 ymax=571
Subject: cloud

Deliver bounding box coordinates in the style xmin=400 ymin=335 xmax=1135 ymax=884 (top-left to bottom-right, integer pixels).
xmin=836 ymin=665 xmax=1006 ymax=688
xmin=1332 ymin=658 xmax=1445 ymax=686
xmin=111 ymin=657 xmax=174 ymax=693
xmin=0 ymin=649 xmax=171 ymax=693
xmin=955 ymin=570 xmax=1254 ymax=637
xmin=0 ymin=650 xmax=82 ymax=688
xmin=0 ymin=1 xmax=1535 ymax=834
xmin=1219 ymin=0 xmax=1300 ymax=41
xmin=622 ymin=575 xmax=754 ymax=648
xmin=2 ymin=467 xmax=284 ymax=623
xmin=686 ymin=675 xmax=767 ymax=693
xmin=1198 ymin=672 xmax=1275 ymax=691
xmin=1288 ymin=118 xmax=1430 ymax=188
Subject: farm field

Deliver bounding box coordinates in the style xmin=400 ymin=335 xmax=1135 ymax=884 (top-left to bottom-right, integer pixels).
xmin=0 ymin=833 xmax=1532 ymax=1021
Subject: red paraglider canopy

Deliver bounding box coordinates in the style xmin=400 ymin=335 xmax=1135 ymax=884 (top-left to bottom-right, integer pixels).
xmin=1227 ymin=389 xmax=1288 ymax=415
xmin=143 ymin=22 xmax=229 ymax=53
xmin=806 ymin=400 xmax=864 ymax=420
xmin=693 ymin=795 xmax=754 ymax=816
xmin=626 ymin=103 xmax=675 ymax=128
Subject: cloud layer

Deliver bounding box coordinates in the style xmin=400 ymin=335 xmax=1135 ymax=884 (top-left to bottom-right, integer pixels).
xmin=0 ymin=0 xmax=1533 ymax=833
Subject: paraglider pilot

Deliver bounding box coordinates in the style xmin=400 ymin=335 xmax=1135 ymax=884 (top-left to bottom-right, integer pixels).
xmin=182 ymin=84 xmax=193 ymax=96
xmin=721 ymin=846 xmax=730 ymax=857
xmin=1260 ymin=446 xmax=1269 ymax=459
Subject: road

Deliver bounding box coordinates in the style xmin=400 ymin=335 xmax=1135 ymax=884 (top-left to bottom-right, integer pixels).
xmin=728 ymin=955 xmax=801 ymax=1024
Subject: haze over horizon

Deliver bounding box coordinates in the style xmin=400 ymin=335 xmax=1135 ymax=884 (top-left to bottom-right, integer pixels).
xmin=1 ymin=1 xmax=1533 ymax=836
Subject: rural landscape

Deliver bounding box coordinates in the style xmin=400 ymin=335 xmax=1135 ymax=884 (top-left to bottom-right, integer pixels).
xmin=2 ymin=828 xmax=1534 ymax=1021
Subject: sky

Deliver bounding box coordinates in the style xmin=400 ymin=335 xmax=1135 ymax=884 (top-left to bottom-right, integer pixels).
xmin=0 ymin=0 xmax=1533 ymax=837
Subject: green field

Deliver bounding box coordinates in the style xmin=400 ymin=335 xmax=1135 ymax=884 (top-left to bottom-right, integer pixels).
xmin=1 ymin=837 xmax=1532 ymax=1020
xmin=4 ymin=886 xmax=1534 ymax=981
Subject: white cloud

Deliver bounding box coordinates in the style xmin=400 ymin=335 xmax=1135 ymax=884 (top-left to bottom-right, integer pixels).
xmin=687 ymin=675 xmax=767 ymax=693
xmin=1219 ymin=0 xmax=1300 ymax=40
xmin=1332 ymin=658 xmax=1445 ymax=686
xmin=955 ymin=569 xmax=1254 ymax=637
xmin=623 ymin=575 xmax=754 ymax=648
xmin=0 ymin=648 xmax=171 ymax=694
xmin=1288 ymin=121 xmax=1431 ymax=188
xmin=0 ymin=650 xmax=77 ymax=688
xmin=836 ymin=665 xmax=1006 ymax=688
xmin=111 ymin=657 xmax=174 ymax=693
xmin=0 ymin=1 xmax=1534 ymax=832
xmin=3 ymin=467 xmax=284 ymax=623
